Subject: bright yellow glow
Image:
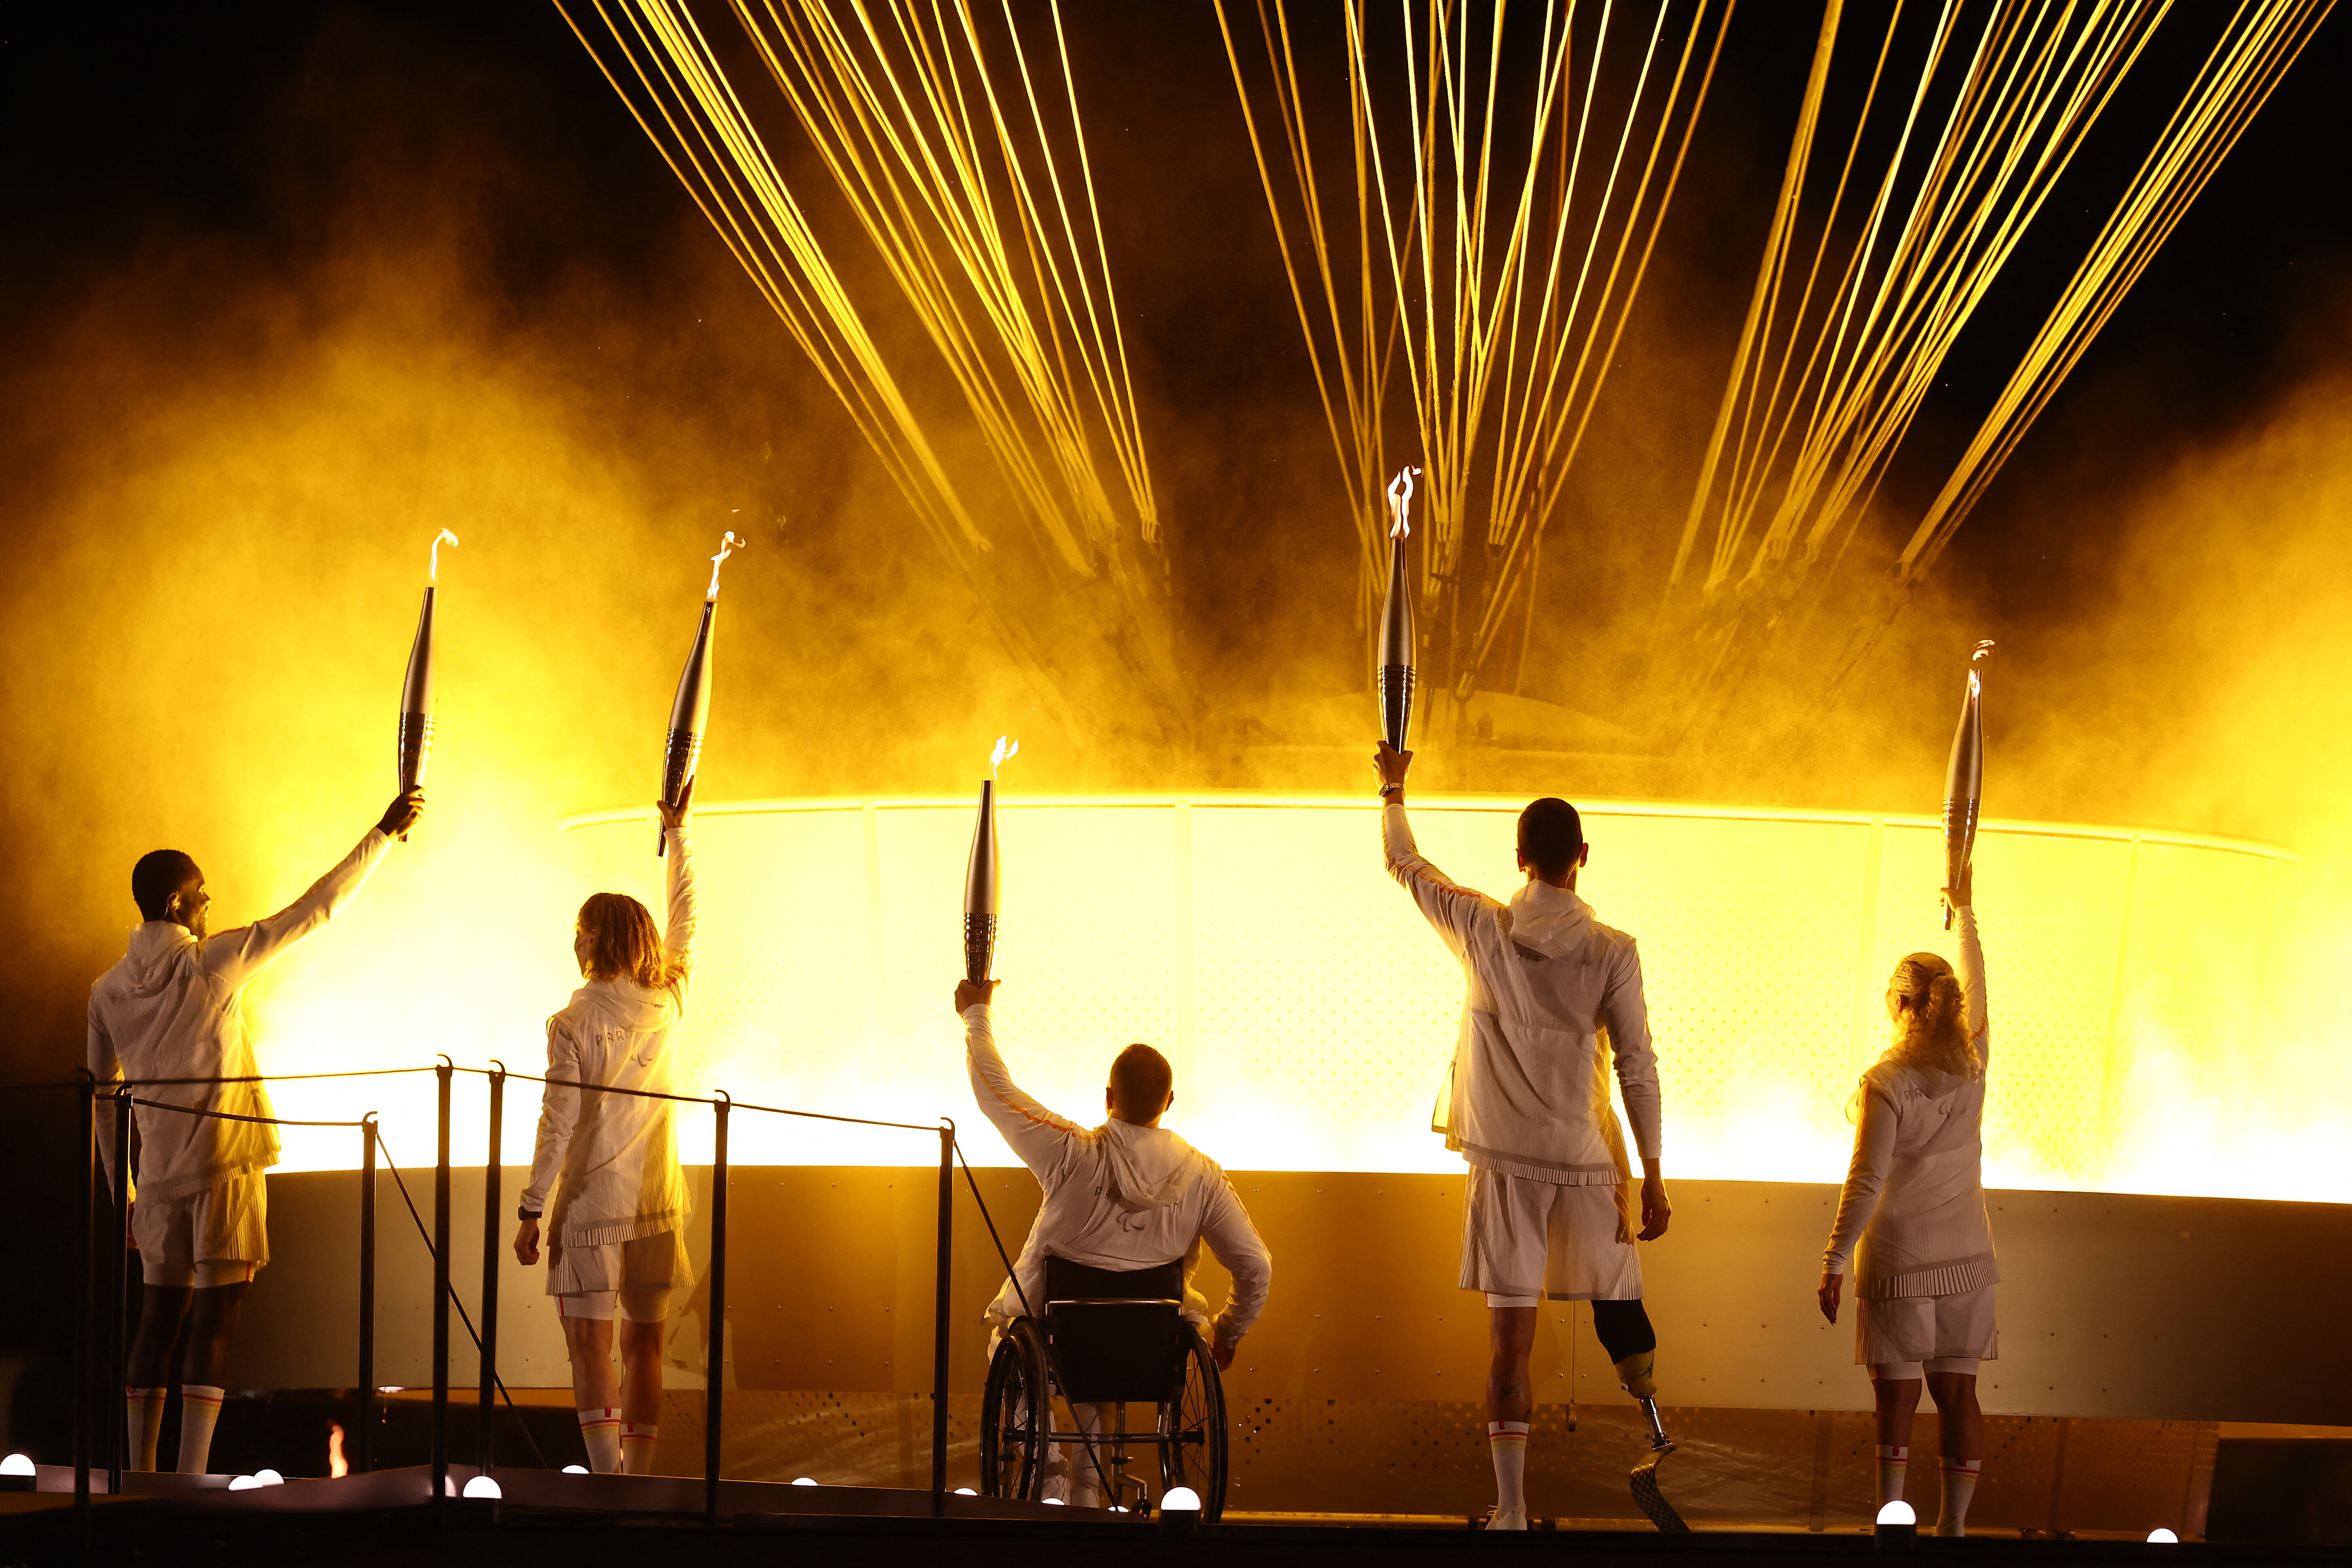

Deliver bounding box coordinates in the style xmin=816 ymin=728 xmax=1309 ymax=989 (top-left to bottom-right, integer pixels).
xmin=253 ymin=793 xmax=2329 ymax=1201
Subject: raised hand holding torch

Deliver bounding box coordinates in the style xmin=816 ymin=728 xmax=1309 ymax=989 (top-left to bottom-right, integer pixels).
xmin=964 ymin=736 xmax=1018 ymax=983
xmin=393 ymin=529 xmax=459 ymax=840
xmin=1940 ymin=640 xmax=1996 ymax=928
xmin=1379 ymin=465 xmax=1422 ymax=752
xmin=659 ymin=530 xmax=744 ymax=856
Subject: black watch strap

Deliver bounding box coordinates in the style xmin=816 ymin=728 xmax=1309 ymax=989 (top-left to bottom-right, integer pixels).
xmin=517 ymin=1206 xmax=541 ymax=1222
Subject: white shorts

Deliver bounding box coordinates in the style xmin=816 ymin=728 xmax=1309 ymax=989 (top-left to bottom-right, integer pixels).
xmin=1460 ymin=1166 xmax=1642 ymax=1302
xmin=1857 ymin=1283 xmax=1998 ymax=1369
xmin=549 ymin=1229 xmax=690 ymax=1324
xmin=133 ymin=1170 xmax=268 ymax=1289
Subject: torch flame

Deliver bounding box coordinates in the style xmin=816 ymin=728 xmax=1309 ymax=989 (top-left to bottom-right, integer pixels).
xmin=1971 ymin=639 xmax=1996 ymax=663
xmin=1385 ymin=466 xmax=1422 ymax=540
xmin=327 ymin=1421 xmax=348 ymax=1479
xmin=990 ymin=735 xmax=1020 ymax=777
xmin=428 ymin=529 xmax=460 ymax=583
xmin=707 ymin=530 xmax=747 ymax=599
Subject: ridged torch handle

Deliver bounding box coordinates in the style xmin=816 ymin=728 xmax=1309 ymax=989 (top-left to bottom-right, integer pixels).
xmin=1380 ymin=665 xmax=1415 ymax=752
xmin=963 ymin=914 xmax=997 ymax=985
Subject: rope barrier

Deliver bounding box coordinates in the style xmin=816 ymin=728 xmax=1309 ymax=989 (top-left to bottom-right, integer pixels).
xmin=373 ymin=1131 xmax=550 ymax=1471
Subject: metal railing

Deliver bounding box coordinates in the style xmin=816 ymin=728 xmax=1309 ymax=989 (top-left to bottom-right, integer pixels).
xmin=23 ymin=1059 xmax=965 ymax=1539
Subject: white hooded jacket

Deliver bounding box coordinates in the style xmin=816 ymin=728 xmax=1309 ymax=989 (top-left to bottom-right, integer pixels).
xmin=521 ymin=831 xmax=697 ymax=1247
xmin=963 ymin=1005 xmax=1272 ymax=1345
xmin=1385 ymin=803 xmax=1663 ymax=1185
xmin=87 ymin=827 xmax=394 ymax=1201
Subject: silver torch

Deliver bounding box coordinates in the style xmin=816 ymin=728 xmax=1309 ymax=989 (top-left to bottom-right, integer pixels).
xmin=1378 ymin=466 xmax=1422 ymax=752
xmin=1940 ymin=640 xmax=1996 ymax=928
xmin=659 ymin=531 xmax=744 ymax=856
xmin=964 ymin=736 xmax=1018 ymax=982
xmin=395 ymin=529 xmax=459 ymax=841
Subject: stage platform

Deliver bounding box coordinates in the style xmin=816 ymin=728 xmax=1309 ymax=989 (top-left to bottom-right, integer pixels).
xmin=1 ymin=1465 xmax=2345 ymax=1567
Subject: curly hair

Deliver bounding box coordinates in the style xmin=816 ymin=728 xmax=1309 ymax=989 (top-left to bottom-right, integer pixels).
xmin=576 ymin=892 xmax=686 ymax=995
xmin=1884 ymin=951 xmax=1978 ymax=1078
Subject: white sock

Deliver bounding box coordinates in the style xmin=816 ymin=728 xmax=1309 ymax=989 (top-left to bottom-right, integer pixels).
xmin=1875 ymin=1443 xmax=1909 ymax=1509
xmin=577 ymin=1407 xmax=622 ymax=1474
xmin=1937 ymin=1457 xmax=1981 ymax=1536
xmin=176 ymin=1385 xmax=225 ymax=1475
xmin=620 ymin=1422 xmax=658 ymax=1476
xmin=125 ymin=1387 xmax=166 ymax=1472
xmin=1488 ymin=1420 xmax=1529 ymax=1519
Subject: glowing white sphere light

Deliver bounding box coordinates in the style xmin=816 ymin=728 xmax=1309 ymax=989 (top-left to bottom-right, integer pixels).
xmin=462 ymin=1476 xmax=502 ymax=1499
xmin=2148 ymin=1528 xmax=2180 ymax=1543
xmin=562 ymin=1464 xmax=589 ymax=1475
xmin=792 ymin=1477 xmax=818 ymax=1487
xmin=1876 ymin=1500 xmax=1916 ymax=1526
xmin=953 ymin=1486 xmax=976 ymax=1495
xmin=1162 ymin=1486 xmax=1203 ymax=1513
xmin=0 ymin=1455 xmax=33 ymax=1477
xmin=227 ymin=1475 xmax=263 ymax=1491
xmin=254 ymin=1469 xmax=284 ymax=1486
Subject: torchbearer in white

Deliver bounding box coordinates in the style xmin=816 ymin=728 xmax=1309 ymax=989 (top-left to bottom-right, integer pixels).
xmin=1817 ymin=656 xmax=1998 ymax=1535
xmin=395 ymin=529 xmax=459 ymax=838
xmin=1373 ymin=741 xmax=1677 ymax=1532
xmin=89 ymin=787 xmax=426 ymax=1474
xmin=514 ymin=782 xmax=700 ymax=1477
xmin=1378 ymin=466 xmax=1421 ymax=752
xmin=659 ymin=531 xmax=743 ymax=856
xmin=1940 ymin=642 xmax=1995 ymax=928
xmin=964 ymin=736 xmax=1016 ymax=983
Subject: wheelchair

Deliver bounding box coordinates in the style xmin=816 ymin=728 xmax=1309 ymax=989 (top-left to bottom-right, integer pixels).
xmin=977 ymin=1256 xmax=1228 ymax=1518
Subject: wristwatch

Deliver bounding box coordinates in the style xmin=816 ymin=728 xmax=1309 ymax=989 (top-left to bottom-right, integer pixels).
xmin=1378 ymin=782 xmax=1402 ymax=798
xmin=517 ymin=1206 xmax=541 ymax=1222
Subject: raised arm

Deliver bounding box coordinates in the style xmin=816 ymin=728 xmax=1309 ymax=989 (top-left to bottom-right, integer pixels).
xmin=959 ymin=989 xmax=1080 ymax=1182
xmin=1199 ymin=1171 xmax=1273 ymax=1351
xmin=202 ymin=791 xmax=420 ymax=988
xmin=662 ymin=821 xmax=698 ymax=996
xmin=1375 ymin=744 xmax=1492 ymax=952
xmin=1956 ymin=905 xmax=1987 ymax=1068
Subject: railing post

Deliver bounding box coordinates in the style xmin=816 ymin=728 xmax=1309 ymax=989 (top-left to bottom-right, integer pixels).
xmin=74 ymin=1072 xmax=94 ymax=1528
xmin=478 ymin=1065 xmax=504 ymax=1476
xmin=109 ymin=1093 xmax=132 ymax=1490
xmin=358 ymin=1114 xmax=377 ymax=1475
xmin=704 ymin=1092 xmax=730 ymax=1529
xmin=432 ymin=1058 xmax=452 ymax=1504
xmin=933 ymin=1123 xmax=953 ymax=1512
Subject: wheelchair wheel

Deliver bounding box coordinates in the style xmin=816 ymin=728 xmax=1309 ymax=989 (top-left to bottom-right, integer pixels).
xmin=980 ymin=1318 xmax=1049 ymax=1501
xmin=1157 ymin=1323 xmax=1228 ymax=1519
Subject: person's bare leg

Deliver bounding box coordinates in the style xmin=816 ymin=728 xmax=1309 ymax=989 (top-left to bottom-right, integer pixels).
xmin=1872 ymin=1375 xmax=1922 ymax=1513
xmin=178 ymin=1283 xmax=249 ymax=1387
xmin=126 ymin=1285 xmax=191 ymax=1388
xmin=562 ymin=1315 xmax=623 ymax=1472
xmin=616 ymin=1317 xmax=664 ymax=1475
xmin=1924 ymin=1371 xmax=1984 ymax=1536
xmin=1485 ymin=1305 xmax=1537 ymax=1526
xmin=124 ymin=1286 xmax=190 ymax=1471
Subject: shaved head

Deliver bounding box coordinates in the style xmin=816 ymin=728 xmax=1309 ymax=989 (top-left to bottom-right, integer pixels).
xmin=1108 ymin=1043 xmax=1173 ymax=1124
xmin=132 ymin=850 xmax=201 ymax=922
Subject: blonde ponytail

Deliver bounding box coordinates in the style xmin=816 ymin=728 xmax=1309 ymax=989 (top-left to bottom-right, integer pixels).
xmin=1886 ymin=952 xmax=1978 ymax=1078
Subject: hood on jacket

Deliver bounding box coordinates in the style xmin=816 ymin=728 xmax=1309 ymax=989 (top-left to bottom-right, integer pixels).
xmin=1504 ymin=880 xmax=1593 ymax=959
xmin=118 ymin=922 xmax=198 ymax=997
xmin=571 ymin=977 xmax=681 ymax=1029
xmin=1096 ymin=1119 xmax=1201 ymax=1212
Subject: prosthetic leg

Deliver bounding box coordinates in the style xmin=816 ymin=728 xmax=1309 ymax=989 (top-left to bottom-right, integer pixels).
xmin=1596 ymin=1303 xmax=1687 ymax=1534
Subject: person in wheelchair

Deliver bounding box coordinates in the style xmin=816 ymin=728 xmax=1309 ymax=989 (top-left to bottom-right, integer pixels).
xmin=956 ymin=977 xmax=1272 ymax=1511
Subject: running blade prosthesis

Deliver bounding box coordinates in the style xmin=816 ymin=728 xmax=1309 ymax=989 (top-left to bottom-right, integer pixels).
xmin=1629 ymin=1397 xmax=1689 ymax=1532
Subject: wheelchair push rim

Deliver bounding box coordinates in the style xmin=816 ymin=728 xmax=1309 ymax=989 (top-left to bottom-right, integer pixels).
xmin=980 ymin=1318 xmax=1049 ymax=1502
xmin=1157 ymin=1322 xmax=1228 ymax=1520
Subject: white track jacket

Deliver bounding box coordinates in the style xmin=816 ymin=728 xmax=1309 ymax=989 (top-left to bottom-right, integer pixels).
xmin=87 ymin=826 xmax=394 ymax=1201
xmin=963 ymin=1005 xmax=1272 ymax=1346
xmin=522 ymin=831 xmax=697 ymax=1247
xmin=1384 ymin=803 xmax=1663 ymax=1186
xmin=1822 ymin=908 xmax=1997 ymax=1298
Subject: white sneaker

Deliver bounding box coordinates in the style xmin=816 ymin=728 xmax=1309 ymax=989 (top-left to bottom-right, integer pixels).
xmin=1486 ymin=1506 xmax=1529 ymax=1531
